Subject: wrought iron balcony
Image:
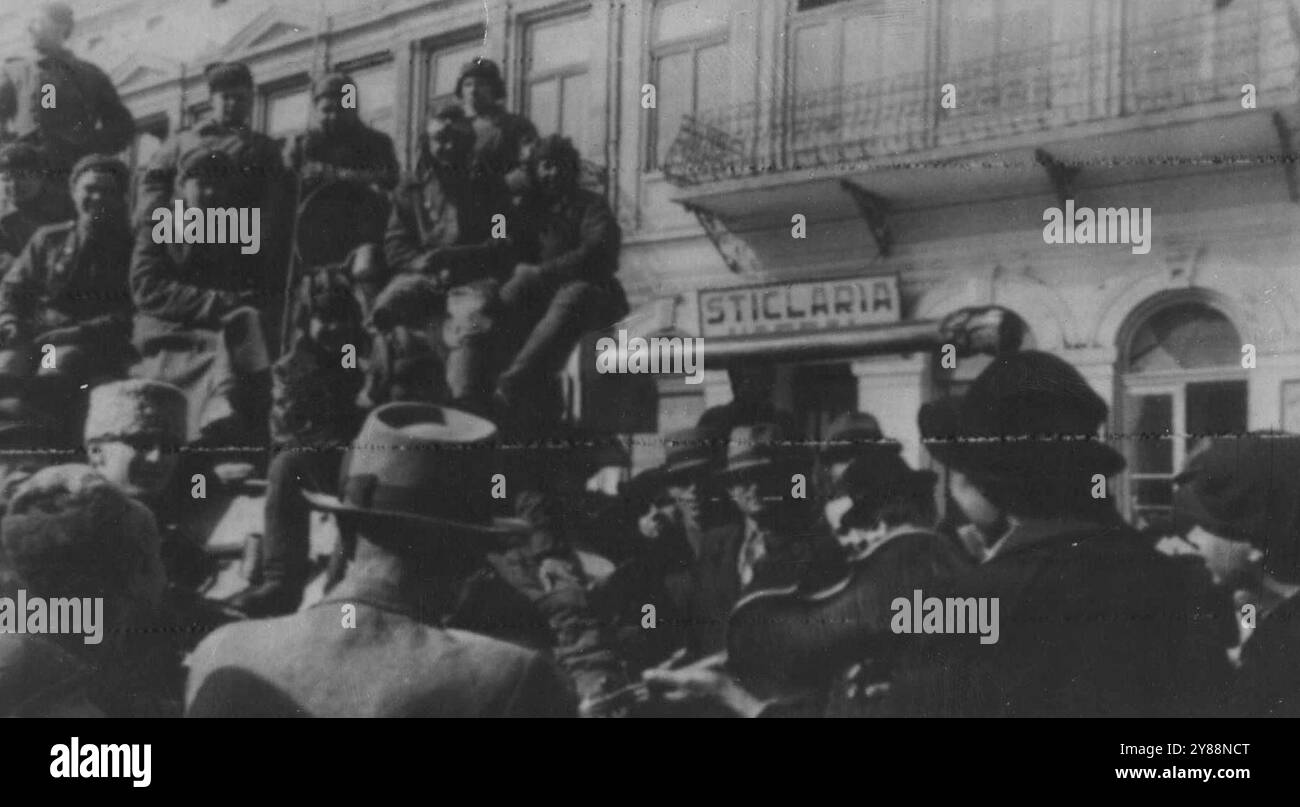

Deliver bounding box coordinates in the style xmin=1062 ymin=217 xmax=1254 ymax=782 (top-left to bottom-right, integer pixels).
xmin=663 ymin=3 xmax=1296 ymax=187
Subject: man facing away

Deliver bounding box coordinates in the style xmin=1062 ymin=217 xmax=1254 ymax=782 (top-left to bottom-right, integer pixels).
xmin=184 ymin=403 xmax=577 ymax=717
xmin=890 ymin=350 xmax=1234 ymax=717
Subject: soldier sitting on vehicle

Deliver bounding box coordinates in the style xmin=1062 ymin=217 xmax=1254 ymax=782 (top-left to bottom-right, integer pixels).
xmin=0 ymin=154 xmax=134 ymax=437
xmin=225 ymin=268 xmax=369 ymax=617
xmin=129 ymin=147 xmax=279 ymax=446
xmin=0 ymin=143 xmax=74 ymax=273
xmin=384 ymin=105 xmax=513 ymax=412
xmin=494 ymin=135 xmax=629 ymax=428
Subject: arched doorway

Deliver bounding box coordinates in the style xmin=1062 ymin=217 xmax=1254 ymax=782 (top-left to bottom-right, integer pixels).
xmin=1117 ymin=298 xmax=1246 ymax=527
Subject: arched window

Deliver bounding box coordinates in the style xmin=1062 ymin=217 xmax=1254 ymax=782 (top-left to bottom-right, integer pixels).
xmin=1119 ymin=300 xmax=1247 ymax=527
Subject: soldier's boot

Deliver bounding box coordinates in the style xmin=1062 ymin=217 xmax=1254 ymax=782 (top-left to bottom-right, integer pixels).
xmin=494 ymin=279 xmax=600 ymax=420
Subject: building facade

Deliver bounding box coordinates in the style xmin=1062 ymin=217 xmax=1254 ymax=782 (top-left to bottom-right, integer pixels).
xmin=4 ymin=0 xmax=1299 ymax=523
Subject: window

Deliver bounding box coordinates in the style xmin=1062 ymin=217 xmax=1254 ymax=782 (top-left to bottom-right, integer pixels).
xmin=523 ymin=12 xmax=592 ymax=155
xmin=1119 ymin=302 xmax=1247 ymax=527
xmin=788 ymin=3 xmax=928 ymax=161
xmin=421 ymin=36 xmax=486 ymax=123
xmin=938 ymin=0 xmax=1053 ymax=140
xmin=792 ymin=363 xmax=858 ymax=443
xmin=343 ymin=60 xmax=396 ymax=134
xmin=646 ymin=0 xmax=729 ymax=170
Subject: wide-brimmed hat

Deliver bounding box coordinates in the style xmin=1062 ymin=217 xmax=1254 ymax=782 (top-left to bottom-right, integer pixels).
xmin=1174 ymin=431 xmax=1300 ymax=583
xmin=918 ymin=350 xmax=1125 ymax=482
xmin=820 ymin=411 xmax=899 ymax=463
xmin=302 ymin=403 xmax=529 ymax=537
xmin=626 ymin=426 xmax=716 ymax=498
xmin=715 ymin=421 xmax=807 ymax=484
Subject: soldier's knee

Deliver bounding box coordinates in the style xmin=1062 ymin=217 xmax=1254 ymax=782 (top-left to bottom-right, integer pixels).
xmin=547 ymin=280 xmax=601 ymax=316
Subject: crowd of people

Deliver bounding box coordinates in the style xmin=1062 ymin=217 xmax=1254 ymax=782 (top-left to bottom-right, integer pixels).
xmin=0 ymin=2 xmax=1296 ymax=718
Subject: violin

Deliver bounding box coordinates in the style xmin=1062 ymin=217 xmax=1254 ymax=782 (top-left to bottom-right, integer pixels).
xmin=725 ymin=528 xmax=969 ymax=697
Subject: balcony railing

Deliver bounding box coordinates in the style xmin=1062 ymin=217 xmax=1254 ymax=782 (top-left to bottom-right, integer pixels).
xmin=663 ymin=3 xmax=1297 ymax=187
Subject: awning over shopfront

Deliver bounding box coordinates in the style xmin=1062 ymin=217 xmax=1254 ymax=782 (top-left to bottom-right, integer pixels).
xmin=604 ymin=274 xmax=1023 ymax=367
xmin=701 ymin=320 xmax=940 ymax=363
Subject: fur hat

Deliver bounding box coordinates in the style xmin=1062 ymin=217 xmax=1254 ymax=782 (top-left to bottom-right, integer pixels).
xmin=0 ymin=464 xmax=162 ymax=606
xmin=84 ymin=380 xmax=187 ymax=446
xmin=68 ymin=153 xmax=129 ymax=194
xmin=312 ymin=71 xmax=354 ymax=101
xmin=206 ymin=61 xmax=253 ymax=93
xmin=455 ymin=57 xmax=505 ymax=100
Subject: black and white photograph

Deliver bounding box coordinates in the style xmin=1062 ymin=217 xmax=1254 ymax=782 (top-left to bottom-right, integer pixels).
xmin=0 ymin=0 xmax=1292 ymax=750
